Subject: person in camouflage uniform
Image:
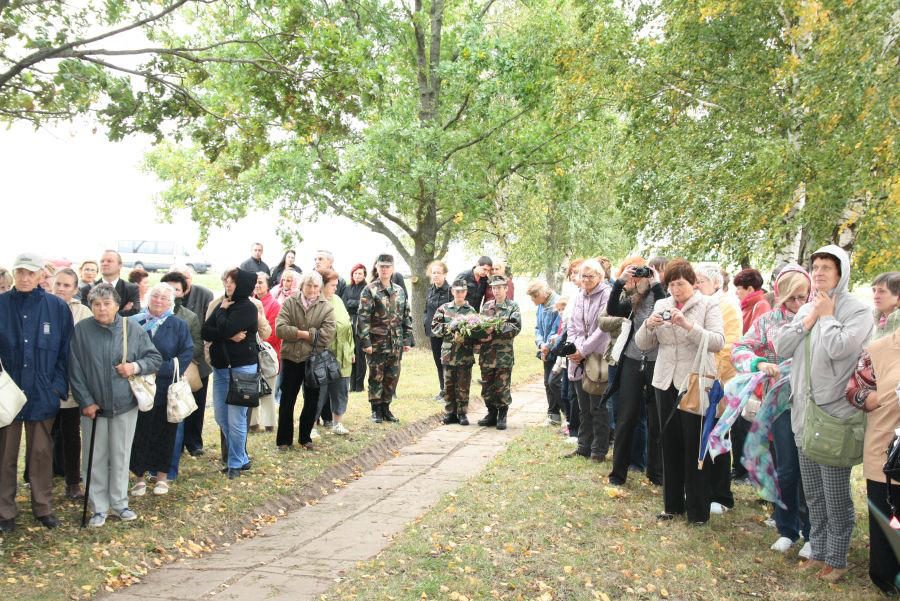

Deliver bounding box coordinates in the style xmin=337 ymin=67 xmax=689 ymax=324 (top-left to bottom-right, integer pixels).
xmin=431 ymin=280 xmax=477 ymax=425
xmin=357 ymin=254 xmax=413 ymax=423
xmin=477 ymin=275 xmax=522 ymax=430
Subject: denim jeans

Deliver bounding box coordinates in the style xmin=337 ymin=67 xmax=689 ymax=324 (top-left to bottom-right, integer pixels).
xmin=772 ymin=410 xmax=810 ymax=541
xmin=213 ymin=367 xmax=252 ymax=469
xmin=166 ymin=422 xmax=185 ymax=481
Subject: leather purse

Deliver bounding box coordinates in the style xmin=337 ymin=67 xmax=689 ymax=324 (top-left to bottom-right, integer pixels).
xmin=677 ymin=331 xmax=717 ymax=416
xmin=305 ymin=331 xmax=341 ymax=388
xmin=222 ymin=342 xmax=261 ymax=408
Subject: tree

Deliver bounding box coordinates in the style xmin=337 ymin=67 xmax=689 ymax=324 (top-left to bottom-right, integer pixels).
xmin=608 ymin=0 xmax=897 ymax=282
xmin=146 ymin=0 xmax=635 ymax=344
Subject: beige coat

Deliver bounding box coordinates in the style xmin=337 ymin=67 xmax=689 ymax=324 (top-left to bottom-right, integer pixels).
xmin=62 ymin=299 xmax=94 ymax=409
xmin=634 ymin=291 xmax=725 ymax=391
xmin=275 ymin=295 xmax=336 ymax=364
xmin=864 ymin=329 xmax=900 ymax=482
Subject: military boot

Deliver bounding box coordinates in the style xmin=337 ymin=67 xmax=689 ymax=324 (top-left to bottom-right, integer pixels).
xmin=458 ymin=413 xmax=469 ymax=426
xmin=370 ymin=405 xmax=383 ymax=424
xmin=382 ymin=405 xmax=400 ymax=423
xmin=496 ymin=406 xmax=508 ymax=430
xmin=441 ymin=413 xmax=459 ymax=425
xmin=477 ymin=407 xmax=498 ymax=427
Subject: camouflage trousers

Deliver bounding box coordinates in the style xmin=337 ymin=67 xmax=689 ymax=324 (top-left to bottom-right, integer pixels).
xmin=480 ymin=367 xmax=513 ymax=409
xmin=367 ymin=349 xmax=402 ymax=406
xmin=443 ymin=365 xmax=473 ymax=415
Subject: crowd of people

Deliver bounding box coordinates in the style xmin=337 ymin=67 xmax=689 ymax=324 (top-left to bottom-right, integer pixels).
xmin=524 ymin=250 xmax=899 ymax=591
xmin=0 ymin=242 xmax=898 ymax=593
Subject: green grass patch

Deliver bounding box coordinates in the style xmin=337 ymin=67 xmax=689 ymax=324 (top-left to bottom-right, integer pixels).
xmin=1 ymin=313 xmax=543 ymax=600
xmin=325 ymin=428 xmax=880 ymax=601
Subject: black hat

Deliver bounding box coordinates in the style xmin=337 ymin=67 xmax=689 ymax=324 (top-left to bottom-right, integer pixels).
xmin=451 ymin=279 xmax=468 ymax=291
xmin=375 ymin=254 xmax=394 ymax=265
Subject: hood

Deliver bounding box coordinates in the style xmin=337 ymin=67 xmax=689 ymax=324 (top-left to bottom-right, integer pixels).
xmin=232 ymin=269 xmax=258 ymax=302
xmin=773 ymin=263 xmax=813 ymax=305
xmin=812 ymin=244 xmax=851 ymax=295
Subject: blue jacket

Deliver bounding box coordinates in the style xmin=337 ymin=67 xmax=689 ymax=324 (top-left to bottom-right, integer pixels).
xmin=0 ymin=287 xmax=74 ymax=421
xmin=131 ymin=315 xmax=193 ymax=407
xmin=535 ymin=292 xmax=561 ymax=349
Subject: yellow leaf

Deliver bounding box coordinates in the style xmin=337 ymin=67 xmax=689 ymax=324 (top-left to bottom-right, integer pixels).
xmin=675 ymin=563 xmax=687 ymax=572
xmin=660 ymin=587 xmax=669 ymax=598
xmin=563 ymin=565 xmax=573 ymax=574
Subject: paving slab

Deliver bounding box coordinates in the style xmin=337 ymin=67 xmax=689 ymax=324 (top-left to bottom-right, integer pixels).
xmin=102 ymin=379 xmax=546 ymax=601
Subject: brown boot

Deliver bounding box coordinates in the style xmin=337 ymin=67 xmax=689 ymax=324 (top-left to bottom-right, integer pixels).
xmin=799 ymin=559 xmax=826 ymax=572
xmin=65 ymin=483 xmax=84 ymax=499
xmin=818 ymin=566 xmax=849 ymax=582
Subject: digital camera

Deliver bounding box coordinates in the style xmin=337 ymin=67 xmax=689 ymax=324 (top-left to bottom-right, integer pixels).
xmin=632 ymin=266 xmax=652 ymax=278
xmin=661 ymin=309 xmax=672 ymax=321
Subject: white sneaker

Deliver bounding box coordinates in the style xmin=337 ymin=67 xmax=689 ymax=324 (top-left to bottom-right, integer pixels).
xmin=88 ymin=512 xmax=106 ymax=528
xmin=798 ymin=541 xmax=812 ymax=559
xmin=566 ymin=436 xmax=579 ymax=445
xmin=310 ymin=428 xmax=320 ymax=440
xmin=770 ymin=536 xmax=795 ymax=553
xmin=332 ymin=423 xmax=350 ymax=436
xmin=764 ymin=517 xmax=776 ymax=528
xmin=710 ymin=502 xmax=728 ymax=515
xmin=130 ymin=481 xmax=147 ymax=497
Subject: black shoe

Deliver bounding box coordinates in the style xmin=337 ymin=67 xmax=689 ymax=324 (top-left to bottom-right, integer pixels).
xmin=371 ymin=407 xmax=383 ymax=424
xmin=458 ymin=414 xmax=469 ymax=426
xmin=382 ymin=407 xmax=400 ymax=423
xmin=241 ymin=461 xmax=252 ymax=471
xmin=608 ymin=475 xmax=626 ymax=486
xmin=562 ymin=450 xmax=589 ymax=459
xmin=442 ymin=413 xmax=459 ymax=425
xmin=648 ymin=477 xmax=663 ymax=486
xmin=656 ymin=512 xmax=677 ymax=521
xmin=477 ymin=408 xmax=498 ymax=427
xmin=496 ymin=406 xmax=508 ymax=430
xmin=0 ymin=518 xmax=16 ymax=533
xmin=227 ymin=468 xmax=241 ymax=479
xmin=188 ymin=447 xmax=205 ymax=457
xmin=37 ymin=514 xmax=59 ymax=529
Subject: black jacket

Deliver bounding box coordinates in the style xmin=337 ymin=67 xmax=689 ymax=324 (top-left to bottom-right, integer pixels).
xmin=606 ymin=279 xmax=667 ymax=318
xmin=341 ymin=281 xmax=366 ymax=318
xmin=202 ymin=269 xmax=259 ymax=369
xmin=424 ymin=282 xmax=452 ymax=335
xmin=455 ymin=268 xmax=488 ymax=311
xmin=239 ymin=257 xmax=270 ymax=276
xmin=269 ymin=264 xmax=302 ymax=289
xmin=79 ymin=279 xmax=141 ymax=317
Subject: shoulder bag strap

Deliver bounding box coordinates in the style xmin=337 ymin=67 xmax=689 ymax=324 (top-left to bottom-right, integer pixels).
xmin=172 ymin=357 xmax=180 ymax=385
xmin=804 ymin=333 xmax=813 ymax=403
xmin=122 ymin=317 xmax=128 ymax=364
xmin=678 ymin=329 xmax=709 ymax=394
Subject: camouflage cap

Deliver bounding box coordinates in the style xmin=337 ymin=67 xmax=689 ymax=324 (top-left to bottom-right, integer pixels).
xmin=489 ymin=274 xmax=508 ymax=287
xmin=375 ymin=253 xmax=394 ymax=265
xmin=451 ymin=279 xmax=468 ymax=291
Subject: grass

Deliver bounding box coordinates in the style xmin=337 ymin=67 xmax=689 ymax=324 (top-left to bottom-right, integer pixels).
xmin=323 ymin=427 xmax=882 ymax=601
xmin=1 ymin=311 xmax=543 ymax=601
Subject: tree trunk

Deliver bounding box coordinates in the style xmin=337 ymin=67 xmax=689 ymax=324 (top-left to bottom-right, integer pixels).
xmin=409 ymin=242 xmax=433 ymax=348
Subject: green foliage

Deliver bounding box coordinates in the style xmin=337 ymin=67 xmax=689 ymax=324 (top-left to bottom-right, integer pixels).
xmin=608 ymin=0 xmax=898 ymax=281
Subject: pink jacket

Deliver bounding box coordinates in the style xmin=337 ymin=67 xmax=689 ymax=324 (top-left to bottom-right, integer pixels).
xmin=566 ymin=282 xmax=611 ymax=381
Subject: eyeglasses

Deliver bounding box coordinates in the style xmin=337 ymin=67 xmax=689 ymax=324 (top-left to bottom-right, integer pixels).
xmin=581 ymin=274 xmax=599 ymax=280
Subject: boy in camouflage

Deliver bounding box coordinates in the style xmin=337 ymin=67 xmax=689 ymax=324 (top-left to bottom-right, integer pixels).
xmin=431 ymin=279 xmax=477 ymax=425
xmin=357 ymin=254 xmax=413 ymax=424
xmin=478 ymin=275 xmax=522 ymax=429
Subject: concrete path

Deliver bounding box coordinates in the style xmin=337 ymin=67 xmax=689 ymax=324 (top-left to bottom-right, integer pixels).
xmin=106 ymin=380 xmax=549 ymax=601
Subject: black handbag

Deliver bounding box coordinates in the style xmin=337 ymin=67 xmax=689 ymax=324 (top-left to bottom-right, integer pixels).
xmin=883 ymin=432 xmax=900 ymax=526
xmin=305 ymin=330 xmax=342 ymax=388
xmin=221 ymin=342 xmax=261 ymax=408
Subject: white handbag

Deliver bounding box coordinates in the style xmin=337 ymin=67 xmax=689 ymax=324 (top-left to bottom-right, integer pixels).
xmin=257 ymin=334 xmax=279 ymax=379
xmin=167 ymin=357 xmax=198 ymax=423
xmin=123 ymin=318 xmax=156 ymax=412
xmin=0 ymin=358 xmax=27 ymax=428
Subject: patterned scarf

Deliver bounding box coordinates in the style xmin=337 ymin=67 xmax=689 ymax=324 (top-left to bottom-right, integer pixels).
xmin=135 ymin=308 xmax=174 ymax=337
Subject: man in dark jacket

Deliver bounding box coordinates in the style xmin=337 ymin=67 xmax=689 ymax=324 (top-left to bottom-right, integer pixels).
xmin=455 ymin=256 xmax=493 ymax=311
xmin=0 ymin=253 xmax=74 ymax=531
xmin=173 ymin=265 xmax=214 ymax=456
xmin=314 ymin=250 xmax=347 ymax=297
xmin=239 ymin=242 xmax=270 ymax=276
xmin=79 ymin=250 xmax=141 ymax=317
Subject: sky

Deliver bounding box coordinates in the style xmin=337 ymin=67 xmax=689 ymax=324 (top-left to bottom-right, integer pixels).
xmin=0 ymin=120 xmax=470 ymax=278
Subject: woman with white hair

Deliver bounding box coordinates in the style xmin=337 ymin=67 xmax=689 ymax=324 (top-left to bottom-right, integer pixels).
xmin=564 ymin=259 xmax=612 ymax=462
xmin=129 ymin=283 xmax=194 ymax=496
xmin=275 ymin=270 xmax=336 ymax=449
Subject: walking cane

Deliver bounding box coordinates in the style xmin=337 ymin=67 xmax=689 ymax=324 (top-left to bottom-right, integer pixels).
xmin=81 ymin=409 xmax=100 ymax=528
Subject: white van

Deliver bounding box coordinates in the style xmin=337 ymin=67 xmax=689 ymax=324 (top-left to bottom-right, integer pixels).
xmin=117 ymin=240 xmax=210 ymax=274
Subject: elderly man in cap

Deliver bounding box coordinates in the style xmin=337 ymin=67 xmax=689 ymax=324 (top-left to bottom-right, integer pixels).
xmin=357 ymin=254 xmax=413 ymax=423
xmin=477 ymin=275 xmax=522 ymax=430
xmin=0 ymin=253 xmax=74 ymax=531
xmin=431 ymin=279 xmax=478 ymax=425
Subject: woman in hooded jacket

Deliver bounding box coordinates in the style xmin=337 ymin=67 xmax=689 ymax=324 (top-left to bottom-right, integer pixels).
xmin=202 ymin=268 xmax=259 ymax=479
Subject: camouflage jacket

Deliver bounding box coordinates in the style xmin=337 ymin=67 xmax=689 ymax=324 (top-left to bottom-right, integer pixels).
xmin=478 ymin=299 xmax=522 ymax=369
xmin=357 ymin=279 xmax=413 ymax=353
xmin=431 ymin=301 xmax=477 ymax=367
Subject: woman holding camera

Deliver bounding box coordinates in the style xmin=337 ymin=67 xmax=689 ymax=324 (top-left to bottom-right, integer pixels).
xmin=635 ymin=259 xmax=724 ymax=525
xmin=606 ymin=257 xmax=666 ymax=486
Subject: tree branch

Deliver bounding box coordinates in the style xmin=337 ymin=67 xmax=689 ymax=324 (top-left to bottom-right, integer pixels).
xmin=442 ymin=107 xmax=529 ymax=162
xmin=443 ymin=92 xmax=469 ymax=129
xmin=0 ymin=0 xmax=193 ymax=89
xmin=381 ymin=210 xmax=418 ymax=238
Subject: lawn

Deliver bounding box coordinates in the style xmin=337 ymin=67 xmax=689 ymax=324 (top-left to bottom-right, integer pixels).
xmin=0 ymin=308 xmax=543 ymax=600
xmin=323 ymin=427 xmax=881 ymax=601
